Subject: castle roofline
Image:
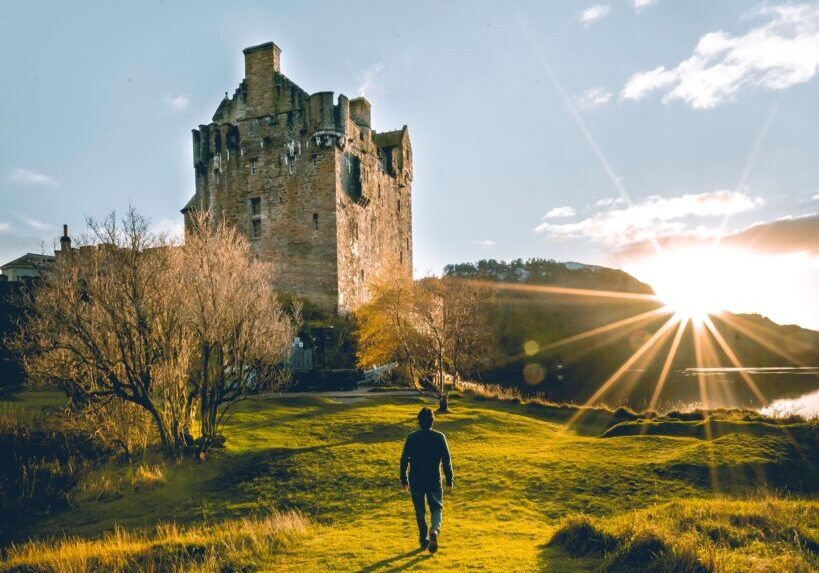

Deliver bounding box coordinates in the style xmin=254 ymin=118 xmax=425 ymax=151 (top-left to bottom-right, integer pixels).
xmin=243 ymin=41 xmax=280 ymax=55
xmin=373 ymin=125 xmax=409 ymax=148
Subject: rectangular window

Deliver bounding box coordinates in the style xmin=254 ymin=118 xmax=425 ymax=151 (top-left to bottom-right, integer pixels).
xmin=250 ymin=158 xmax=259 ymax=175
xmin=311 ymin=154 xmax=318 ymax=166
xmin=312 ymin=212 xmax=319 ymax=230
xmin=250 ymin=197 xmax=262 ymax=239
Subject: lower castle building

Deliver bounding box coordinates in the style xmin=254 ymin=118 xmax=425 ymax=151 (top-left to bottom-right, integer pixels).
xmin=182 ymin=42 xmax=413 ymax=314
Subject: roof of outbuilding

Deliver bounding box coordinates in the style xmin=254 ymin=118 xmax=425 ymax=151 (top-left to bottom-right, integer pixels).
xmin=0 ymin=253 xmax=55 ymax=271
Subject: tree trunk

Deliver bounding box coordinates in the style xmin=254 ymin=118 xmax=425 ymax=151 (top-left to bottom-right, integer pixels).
xmin=436 ymin=356 xmax=448 ymax=412
xmin=438 ymin=391 xmax=449 ymax=412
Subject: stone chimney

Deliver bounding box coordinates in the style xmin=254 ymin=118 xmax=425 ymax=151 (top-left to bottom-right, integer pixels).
xmin=60 ymin=224 xmax=71 ymax=252
xmin=55 ymin=224 xmax=72 ymax=261
xmin=243 ymin=42 xmax=281 ymax=112
xmin=350 ymin=97 xmax=371 ymax=129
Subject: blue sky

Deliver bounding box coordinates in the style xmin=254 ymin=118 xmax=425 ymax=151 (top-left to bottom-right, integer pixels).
xmin=1 ymin=1 xmax=818 ymax=327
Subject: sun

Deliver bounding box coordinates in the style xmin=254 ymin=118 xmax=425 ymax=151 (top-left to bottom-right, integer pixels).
xmin=633 ymin=246 xmax=742 ymax=322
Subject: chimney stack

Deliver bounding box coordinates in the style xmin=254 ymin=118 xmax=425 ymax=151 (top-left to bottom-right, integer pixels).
xmin=60 ymin=224 xmax=71 ymax=253
xmin=243 ymin=42 xmax=281 ymax=112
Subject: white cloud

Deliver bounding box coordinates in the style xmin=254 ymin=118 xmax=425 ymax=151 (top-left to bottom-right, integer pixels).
xmin=164 ymin=95 xmax=190 ymax=112
xmin=594 ymin=197 xmax=627 ymax=208
xmin=535 ymin=190 xmax=763 ymax=246
xmin=621 ymin=4 xmax=819 ymax=109
xmin=152 ymin=217 xmax=185 ymax=241
xmin=16 ymin=214 xmax=53 ymax=232
xmin=811 ymin=194 xmax=819 ymax=201
xmin=633 ymin=0 xmax=658 ymax=11
xmin=543 ymin=206 xmax=577 ymax=219
xmin=575 ymin=87 xmax=613 ymax=111
xmin=470 ymin=239 xmax=497 ymax=248
xmin=6 ymin=168 xmax=59 ymax=188
xmin=580 ymin=4 xmax=611 ymax=27
xmin=0 ymin=223 xmax=9 ymax=233
xmin=357 ymin=62 xmax=386 ymax=98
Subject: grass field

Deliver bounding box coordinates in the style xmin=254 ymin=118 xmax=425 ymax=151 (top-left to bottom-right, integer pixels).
xmin=1 ymin=389 xmax=817 ymax=572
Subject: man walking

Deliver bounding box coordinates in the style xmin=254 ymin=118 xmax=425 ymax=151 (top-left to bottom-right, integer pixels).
xmin=400 ymin=407 xmax=454 ymax=554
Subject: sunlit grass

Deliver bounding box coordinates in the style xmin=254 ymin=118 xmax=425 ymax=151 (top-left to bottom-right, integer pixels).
xmin=2 ymin=509 xmax=310 ymax=572
xmin=549 ymin=497 xmax=819 ymax=573
xmin=3 ymin=389 xmax=815 ymax=572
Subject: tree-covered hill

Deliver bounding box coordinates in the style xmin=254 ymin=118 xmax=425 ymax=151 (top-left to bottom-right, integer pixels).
xmin=444 ymin=259 xmax=819 ymax=409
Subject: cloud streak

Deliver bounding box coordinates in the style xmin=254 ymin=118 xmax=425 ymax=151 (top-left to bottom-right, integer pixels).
xmin=575 ymin=87 xmax=612 ymax=110
xmin=614 ymin=214 xmax=819 ymax=260
xmin=633 ymin=0 xmax=657 ymax=11
xmin=543 ymin=206 xmax=577 ymax=219
xmin=357 ymin=62 xmax=386 ymax=98
xmin=622 ymin=3 xmax=819 ymax=108
xmin=164 ymin=95 xmax=190 ymax=111
xmin=6 ymin=168 xmax=59 ymax=188
xmin=580 ymin=4 xmax=611 ymax=27
xmin=16 ymin=214 xmax=53 ymax=232
xmin=535 ymin=190 xmax=763 ymax=246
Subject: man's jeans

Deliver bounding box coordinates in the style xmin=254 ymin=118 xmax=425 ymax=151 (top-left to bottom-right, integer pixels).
xmin=411 ymin=486 xmax=443 ymax=539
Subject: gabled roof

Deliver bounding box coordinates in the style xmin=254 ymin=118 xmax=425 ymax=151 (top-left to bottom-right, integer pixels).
xmin=1 ymin=253 xmax=55 ymax=271
xmin=181 ymin=194 xmax=199 ymax=213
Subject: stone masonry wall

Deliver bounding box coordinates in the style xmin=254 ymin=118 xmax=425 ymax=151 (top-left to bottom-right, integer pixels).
xmin=184 ymin=42 xmax=412 ymax=314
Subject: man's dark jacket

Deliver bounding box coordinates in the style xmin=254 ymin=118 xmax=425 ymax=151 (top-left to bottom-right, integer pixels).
xmin=400 ymin=428 xmax=453 ymax=491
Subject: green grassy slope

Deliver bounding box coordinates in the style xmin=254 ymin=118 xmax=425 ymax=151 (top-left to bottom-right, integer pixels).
xmin=4 ymin=391 xmax=818 ymax=572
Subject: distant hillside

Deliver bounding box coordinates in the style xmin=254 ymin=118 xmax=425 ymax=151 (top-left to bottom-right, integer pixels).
xmin=444 ymin=258 xmax=655 ymax=295
xmin=444 ymin=258 xmax=819 ymax=409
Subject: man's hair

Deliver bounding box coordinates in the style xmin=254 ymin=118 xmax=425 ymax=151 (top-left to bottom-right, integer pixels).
xmin=418 ymin=407 xmax=434 ymax=429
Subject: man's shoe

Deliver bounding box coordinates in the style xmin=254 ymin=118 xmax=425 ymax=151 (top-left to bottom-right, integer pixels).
xmin=428 ymin=530 xmax=439 ymax=554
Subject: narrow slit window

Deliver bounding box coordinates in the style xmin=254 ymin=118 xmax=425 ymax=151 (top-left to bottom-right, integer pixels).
xmin=250 ymin=158 xmax=259 ymax=175
xmin=250 ymin=197 xmax=262 ymax=239
xmin=397 ymin=198 xmax=401 ymax=213
xmin=312 ymin=212 xmax=319 ymax=230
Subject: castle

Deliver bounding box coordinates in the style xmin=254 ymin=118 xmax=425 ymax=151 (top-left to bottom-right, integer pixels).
xmin=182 ymin=42 xmax=413 ymax=314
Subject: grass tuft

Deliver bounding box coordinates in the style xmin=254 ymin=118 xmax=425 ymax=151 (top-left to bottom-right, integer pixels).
xmin=548 ymin=515 xmax=617 ymax=555
xmin=549 ymin=498 xmax=818 ymax=573
xmin=132 ymin=464 xmax=165 ymax=488
xmin=1 ymin=509 xmax=310 ymax=572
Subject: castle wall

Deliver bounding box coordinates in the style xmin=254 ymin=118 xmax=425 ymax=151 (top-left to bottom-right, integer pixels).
xmin=334 ymin=119 xmax=412 ymax=313
xmin=185 ymin=42 xmax=412 ymax=314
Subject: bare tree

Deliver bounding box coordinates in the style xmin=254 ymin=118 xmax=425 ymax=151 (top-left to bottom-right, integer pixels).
xmin=15 ymin=209 xmax=195 ymax=455
xmin=16 ymin=209 xmax=296 ymax=457
xmin=180 ymin=212 xmax=295 ymax=454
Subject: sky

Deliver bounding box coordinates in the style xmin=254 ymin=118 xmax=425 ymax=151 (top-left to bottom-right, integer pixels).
xmin=1 ymin=1 xmax=818 ymax=328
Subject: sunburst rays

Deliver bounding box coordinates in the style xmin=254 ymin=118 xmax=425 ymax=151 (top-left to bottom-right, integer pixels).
xmin=454 ymin=274 xmax=809 ymax=487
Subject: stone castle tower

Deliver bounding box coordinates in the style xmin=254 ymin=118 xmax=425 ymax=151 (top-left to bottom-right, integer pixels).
xmin=182 ymin=42 xmax=413 ymax=313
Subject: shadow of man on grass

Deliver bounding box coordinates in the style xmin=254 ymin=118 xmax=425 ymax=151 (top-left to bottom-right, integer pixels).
xmin=356 ymin=548 xmax=432 ymax=572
